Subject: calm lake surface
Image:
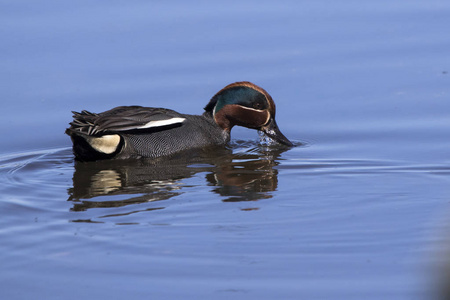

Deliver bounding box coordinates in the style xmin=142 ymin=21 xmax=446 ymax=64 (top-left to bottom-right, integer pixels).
xmin=1 ymin=1 xmax=450 ymax=299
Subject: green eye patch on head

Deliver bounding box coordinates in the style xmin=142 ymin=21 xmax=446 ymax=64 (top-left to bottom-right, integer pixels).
xmin=205 ymin=85 xmax=270 ymax=115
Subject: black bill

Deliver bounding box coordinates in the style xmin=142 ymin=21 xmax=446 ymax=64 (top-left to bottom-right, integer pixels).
xmin=261 ymin=118 xmax=293 ymax=147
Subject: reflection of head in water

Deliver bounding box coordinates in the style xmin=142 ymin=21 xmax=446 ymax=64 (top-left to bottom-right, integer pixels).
xmin=206 ymin=152 xmax=279 ymax=202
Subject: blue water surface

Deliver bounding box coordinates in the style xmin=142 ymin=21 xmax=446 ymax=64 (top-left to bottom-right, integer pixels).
xmin=1 ymin=1 xmax=450 ymax=300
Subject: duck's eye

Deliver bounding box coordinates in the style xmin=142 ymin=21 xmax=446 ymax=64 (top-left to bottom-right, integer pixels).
xmin=253 ymin=102 xmax=262 ymax=109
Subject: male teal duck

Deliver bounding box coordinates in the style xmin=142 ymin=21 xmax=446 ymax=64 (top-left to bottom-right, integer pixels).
xmin=66 ymin=81 xmax=293 ymax=161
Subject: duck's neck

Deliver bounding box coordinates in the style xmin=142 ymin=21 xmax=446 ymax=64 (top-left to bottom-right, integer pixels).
xmin=202 ymin=111 xmax=230 ymax=133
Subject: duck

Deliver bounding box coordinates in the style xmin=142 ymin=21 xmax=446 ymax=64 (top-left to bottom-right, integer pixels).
xmin=66 ymin=81 xmax=293 ymax=161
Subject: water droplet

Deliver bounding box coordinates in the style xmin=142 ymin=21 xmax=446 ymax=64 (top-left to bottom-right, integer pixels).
xmin=258 ymin=130 xmax=276 ymax=146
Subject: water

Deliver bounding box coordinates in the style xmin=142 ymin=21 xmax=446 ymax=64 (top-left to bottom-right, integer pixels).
xmin=1 ymin=1 xmax=450 ymax=299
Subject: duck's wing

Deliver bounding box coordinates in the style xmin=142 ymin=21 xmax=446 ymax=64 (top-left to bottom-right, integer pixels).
xmin=67 ymin=106 xmax=186 ymax=136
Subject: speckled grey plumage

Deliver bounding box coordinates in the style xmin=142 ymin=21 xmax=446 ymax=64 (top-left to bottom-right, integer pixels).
xmin=118 ymin=112 xmax=229 ymax=159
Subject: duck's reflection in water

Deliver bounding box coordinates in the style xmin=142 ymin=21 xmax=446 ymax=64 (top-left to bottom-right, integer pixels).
xmin=67 ymin=143 xmax=287 ymax=213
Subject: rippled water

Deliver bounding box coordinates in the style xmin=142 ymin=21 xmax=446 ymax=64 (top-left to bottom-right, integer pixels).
xmin=1 ymin=1 xmax=450 ymax=300
xmin=2 ymin=141 xmax=449 ymax=299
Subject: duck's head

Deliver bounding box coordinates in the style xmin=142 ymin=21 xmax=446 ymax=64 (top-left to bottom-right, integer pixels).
xmin=204 ymin=81 xmax=293 ymax=146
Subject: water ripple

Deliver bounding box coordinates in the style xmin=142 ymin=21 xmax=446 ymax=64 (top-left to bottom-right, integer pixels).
xmin=0 ymin=143 xmax=447 ymax=226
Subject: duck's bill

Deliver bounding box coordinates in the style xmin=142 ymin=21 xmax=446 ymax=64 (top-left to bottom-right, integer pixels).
xmin=261 ymin=118 xmax=294 ymax=147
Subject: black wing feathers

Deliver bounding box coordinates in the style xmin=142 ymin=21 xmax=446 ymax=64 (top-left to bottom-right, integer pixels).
xmin=67 ymin=106 xmax=184 ymax=136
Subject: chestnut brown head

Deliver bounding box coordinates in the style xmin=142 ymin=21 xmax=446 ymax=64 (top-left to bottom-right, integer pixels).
xmin=204 ymin=81 xmax=293 ymax=146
